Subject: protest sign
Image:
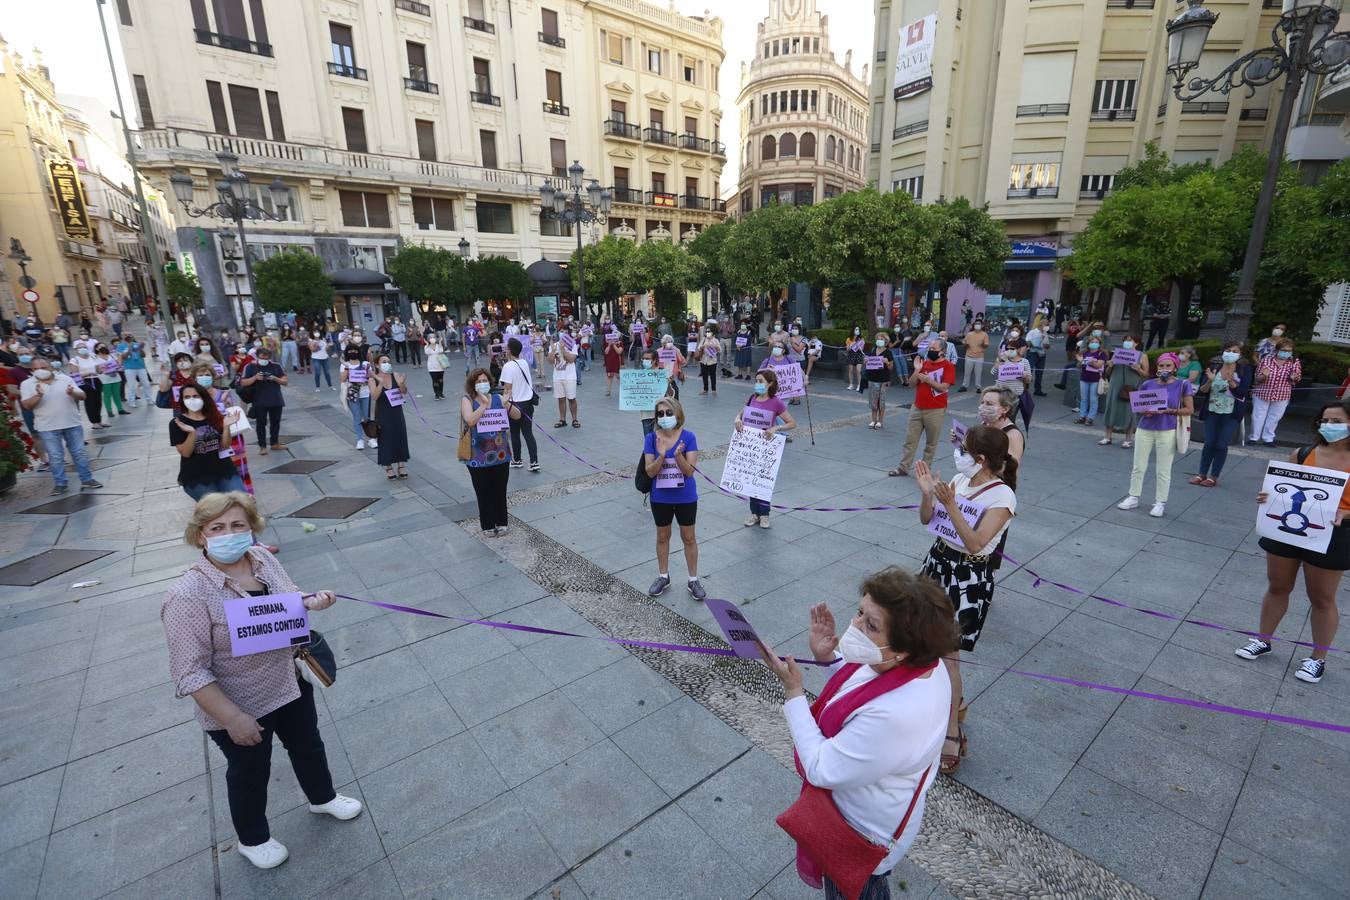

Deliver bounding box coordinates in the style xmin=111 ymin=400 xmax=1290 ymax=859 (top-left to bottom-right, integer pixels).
xmin=1128 ymin=389 xmax=1168 ymax=413
xmin=950 ymin=419 xmax=968 ymax=446
xmin=735 ymin=336 xmax=748 ymax=349
xmin=1112 ymin=348 xmax=1141 ymax=366
xmin=865 ymin=355 xmax=885 ymax=370
xmin=605 ymin=332 xmax=621 ymax=343
xmin=720 ymin=427 xmax=787 ymax=502
xmin=476 ymin=407 xmax=508 ymax=433
xmin=384 ymin=387 xmax=404 ymax=407
xmin=619 ymin=369 xmax=670 ymax=410
xmin=996 ymin=363 xmax=1025 ymax=382
xmin=659 ymin=347 xmax=678 ymax=366
xmin=705 ymin=598 xmax=766 ymax=660
xmin=768 ymin=361 xmax=805 ymax=399
xmin=655 ymin=458 xmax=684 ymax=488
xmin=348 ymin=366 xmax=368 ymax=383
xmin=223 ymin=593 xmax=310 ymax=656
xmin=742 ymin=405 xmax=774 ymax=430
xmin=687 ymin=341 xmax=698 ymax=354
xmin=560 ymin=334 xmax=576 ymax=352
xmin=1256 ymin=461 xmax=1348 ymax=554
xmin=926 ymin=495 xmax=986 ymax=544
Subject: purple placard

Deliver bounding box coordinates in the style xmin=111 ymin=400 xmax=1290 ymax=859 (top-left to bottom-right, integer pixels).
xmin=101 ymin=360 xmax=119 ymax=374
xmin=916 ymin=341 xmax=931 ymax=356
xmin=655 ymin=458 xmax=684 ymax=488
xmin=605 ymin=332 xmax=621 ymax=343
xmin=950 ymin=419 xmax=968 ymax=446
xmin=705 ymin=597 xmax=764 ymax=660
xmin=69 ymin=373 xmax=83 ymax=387
xmin=348 ymin=366 xmax=368 ymax=384
xmin=926 ymin=495 xmax=986 ymax=543
xmin=997 ymin=363 xmax=1025 ymax=382
xmin=477 ymin=407 xmax=507 ymax=433
xmin=659 ymin=347 xmax=677 ymax=365
xmin=771 ymin=362 xmax=805 ymax=399
xmin=631 ymin=322 xmax=645 ymax=334
xmin=735 ymin=336 xmax=748 ymax=349
xmin=703 ymin=344 xmax=718 ymax=361
xmin=1112 ymin=348 xmax=1141 ymax=366
xmin=212 ymin=363 xmax=226 ymax=376
xmin=385 ymin=387 xmax=404 ymax=407
xmin=1129 ymin=388 xmax=1168 ymax=413
xmin=742 ymin=405 xmax=774 ymax=430
xmin=560 ymin=334 xmax=576 ymax=352
xmin=222 ymin=593 xmax=309 ymax=656
xmin=687 ymin=341 xmax=698 ymax=354
xmin=172 ymin=385 xmax=182 ymax=403
xmin=864 ymin=355 xmax=885 ymax=370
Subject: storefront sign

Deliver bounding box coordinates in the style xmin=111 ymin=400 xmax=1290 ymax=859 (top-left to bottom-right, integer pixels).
xmin=48 ymin=160 xmax=93 ymax=241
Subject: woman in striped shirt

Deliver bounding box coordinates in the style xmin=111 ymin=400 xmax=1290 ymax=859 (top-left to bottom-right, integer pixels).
xmin=1251 ymin=338 xmax=1303 ymax=446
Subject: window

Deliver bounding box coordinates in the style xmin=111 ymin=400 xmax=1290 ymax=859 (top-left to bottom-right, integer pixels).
xmin=683 ymin=61 xmax=695 ymax=83
xmin=1080 ymin=174 xmax=1116 ymax=195
xmin=545 ymin=69 xmax=563 ymax=104
xmin=1008 ymin=161 xmax=1061 ymax=195
xmin=341 ymin=107 xmax=367 ymax=153
xmin=265 ymin=90 xmax=285 ymax=141
xmin=476 ymin=201 xmax=513 ymax=233
xmin=763 ymin=43 xmax=770 ymax=59
xmin=407 ymin=41 xmax=428 ymax=82
xmin=1092 ymin=78 xmax=1136 ymax=114
xmin=206 ymin=80 xmax=230 ymax=134
xmin=329 ymin=22 xmax=356 ymax=70
xmin=541 ymin=8 xmax=559 ymax=37
xmin=550 ymin=139 xmax=567 ymax=177
xmin=650 ymin=109 xmax=664 ymax=129
xmin=541 ymin=212 xmax=572 ymax=236
xmin=762 ymin=135 xmax=776 ymax=160
xmin=712 ymin=65 xmax=719 ymax=91
xmin=761 ymin=95 xmax=768 ymax=117
xmin=245 ymin=183 xmax=299 ymax=221
xmin=190 ymin=0 xmax=208 ymax=32
xmin=466 ymin=0 xmax=485 ymax=18
xmin=607 ymin=32 xmax=625 ymax=65
xmin=811 ymin=90 xmax=818 ymax=111
xmin=479 ymin=129 xmax=497 ymax=168
xmin=610 ymin=100 xmax=627 ymax=122
xmin=215 ymin=0 xmax=248 ymax=39
xmin=415 ymin=119 xmax=436 ymax=161
xmin=339 ymin=190 xmax=390 ymax=227
xmin=772 ymin=41 xmax=779 ymax=57
xmin=132 ymin=74 xmax=155 ymax=129
xmin=228 ymin=84 xmax=266 ymax=138
xmin=412 ymin=195 xmax=454 ymax=230
xmin=684 ymin=115 xmax=697 ymax=137
xmin=249 ymin=0 xmax=270 ymax=46
xmin=893 ymin=175 xmax=923 ymax=200
xmin=825 ymin=135 xmax=836 ymax=161
xmin=651 ymin=172 xmax=666 ymax=193
xmin=780 ymin=133 xmax=797 ymax=156
xmin=473 ymin=57 xmax=492 ymax=95
xmin=116 ymin=0 xmax=132 ymax=26
xmin=613 ymin=166 xmax=629 ymax=188
xmin=800 ymin=132 xmax=816 ymax=158
xmin=647 ymin=46 xmax=662 ymax=74
xmin=685 ymin=176 xmax=699 ymax=199
xmin=780 ymin=90 xmax=788 ymax=112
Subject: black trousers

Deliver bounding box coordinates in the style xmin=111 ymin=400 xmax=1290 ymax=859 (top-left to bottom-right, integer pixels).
xmin=509 ymin=397 xmax=538 ymax=464
xmin=430 ymin=371 xmax=444 ymax=398
xmin=207 ymin=680 xmax=335 ymax=846
xmin=407 ymin=340 xmax=422 ymax=365
xmin=393 ymin=340 xmax=407 ymax=363
xmin=254 ymin=405 xmax=282 ymax=447
xmin=468 ymin=462 xmax=511 ymax=531
xmin=700 ymin=364 xmax=717 ymax=392
xmin=83 ymin=388 xmax=102 ymax=424
xmin=1028 ymin=350 xmax=1046 ymax=393
xmin=1145 ymin=323 xmax=1168 ymax=350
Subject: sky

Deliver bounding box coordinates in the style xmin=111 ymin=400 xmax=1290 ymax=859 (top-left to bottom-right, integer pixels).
xmin=0 ymin=0 xmax=877 ymax=193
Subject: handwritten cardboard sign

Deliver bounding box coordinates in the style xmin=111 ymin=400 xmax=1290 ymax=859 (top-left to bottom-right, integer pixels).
xmin=865 ymin=355 xmax=885 ymax=370
xmin=223 ymin=593 xmax=309 ymax=656
xmin=768 ymin=361 xmax=805 ymax=399
xmin=719 ymin=427 xmax=787 ymax=502
xmin=1128 ymin=389 xmax=1168 ymax=413
xmin=619 ymin=369 xmax=671 ymax=411
xmin=926 ymin=495 xmax=987 ymax=545
xmin=705 ymin=597 xmax=765 ymax=660
xmin=1112 ymin=348 xmax=1141 ymax=366
xmin=1256 ymin=461 xmax=1348 ymax=554
xmin=476 ymin=406 xmax=508 ymax=433
xmin=996 ymin=363 xmax=1025 ymax=382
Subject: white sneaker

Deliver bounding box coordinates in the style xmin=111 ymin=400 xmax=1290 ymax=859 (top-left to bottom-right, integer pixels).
xmin=314 ymin=388 xmax=321 ymax=393
xmin=744 ymin=515 xmax=759 ymax=527
xmin=237 ymin=837 xmax=289 ymax=869
xmin=368 ymin=438 xmax=378 ymax=448
xmin=1117 ymin=496 xmax=1140 ymax=510
xmin=1149 ymin=502 xmax=1166 ymax=518
xmin=308 ymin=794 xmax=363 ymax=820
xmin=356 ymin=439 xmax=365 ymax=450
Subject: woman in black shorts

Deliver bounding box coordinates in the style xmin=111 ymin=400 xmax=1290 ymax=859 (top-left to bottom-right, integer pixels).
xmin=1237 ymin=399 xmax=1350 ymax=684
xmin=642 ymin=397 xmax=706 ymax=602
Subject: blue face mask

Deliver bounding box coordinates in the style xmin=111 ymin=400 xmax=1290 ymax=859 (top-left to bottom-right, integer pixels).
xmin=18 ymin=355 xmax=32 ymax=365
xmin=196 ymin=376 xmax=214 ymax=388
xmin=1277 ymin=350 xmax=1292 ymax=360
xmin=1222 ymin=351 xmax=1240 ymax=364
xmin=204 ymin=532 xmax=253 ymax=564
xmin=753 ymin=382 xmax=768 ymax=396
xmin=642 ymin=359 xmax=654 ymax=369
xmin=657 ymin=415 xmax=677 ymax=431
xmin=1319 ymin=423 xmax=1349 ymax=444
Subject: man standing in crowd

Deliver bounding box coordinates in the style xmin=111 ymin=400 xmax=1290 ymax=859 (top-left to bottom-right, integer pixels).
xmin=19 ymin=356 xmax=102 ymax=495
xmin=240 ymin=346 xmax=288 ymax=455
xmin=890 ymin=342 xmax=956 ymax=477
xmin=1145 ymin=299 xmax=1170 ymax=350
xmin=960 ymin=320 xmax=988 ymax=392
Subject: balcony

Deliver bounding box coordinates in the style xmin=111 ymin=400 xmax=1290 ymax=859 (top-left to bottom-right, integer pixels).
xmin=404 ymin=77 xmax=439 ymax=94
xmin=1079 ymin=188 xmax=1111 ymax=200
xmin=892 ymin=120 xmax=928 ymax=140
xmin=1016 ymin=103 xmax=1070 ymax=118
xmin=194 ymin=29 xmax=273 ymax=56
xmin=1296 ymin=112 xmax=1346 ymax=127
xmin=681 ymin=194 xmax=711 ymax=211
xmin=1090 ymin=108 xmax=1136 ymax=122
xmin=464 ymin=16 xmax=495 ymax=34
xmin=1106 ymin=0 xmax=1154 ymax=8
xmin=647 ymin=190 xmax=678 ymax=208
xmin=610 ymin=186 xmax=643 ymax=204
xmin=1157 ymin=101 xmax=1169 ymax=117
xmin=469 ymin=90 xmax=501 ymax=106
xmin=604 ymin=119 xmax=641 ymax=140
xmin=1240 ymin=108 xmax=1269 ymax=121
xmin=643 ymin=127 xmax=678 ymax=147
xmin=1182 ymin=100 xmax=1229 ymax=115
xmin=870 ymin=142 xmax=881 ymax=153
xmin=539 ymin=32 xmax=566 ymax=48
xmin=1007 ymin=186 xmax=1059 ymax=199
xmin=328 ymin=61 xmax=368 ymax=80
xmin=394 ymin=0 xmax=430 ymax=14
xmin=542 ymin=100 xmax=569 ymax=116
xmin=680 ymin=133 xmax=711 ymax=152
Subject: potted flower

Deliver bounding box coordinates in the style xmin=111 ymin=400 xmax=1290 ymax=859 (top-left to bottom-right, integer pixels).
xmin=0 ymin=404 xmax=37 ymax=492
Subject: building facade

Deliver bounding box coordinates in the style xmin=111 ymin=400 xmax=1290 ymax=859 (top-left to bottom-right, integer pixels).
xmin=116 ymin=0 xmax=727 ymax=329
xmin=868 ymin=0 xmax=1293 ymax=330
xmin=733 ymin=0 xmax=870 ymax=215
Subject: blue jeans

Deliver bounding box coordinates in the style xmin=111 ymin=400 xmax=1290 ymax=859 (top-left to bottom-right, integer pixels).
xmin=825 ymin=873 xmax=892 ymax=900
xmin=313 ymin=357 xmax=332 ymax=387
xmin=347 ymin=396 xmax=370 ymax=441
xmin=890 ymin=349 xmax=909 ymax=380
xmin=1028 ymin=350 xmax=1046 ymax=393
xmin=1199 ymin=412 xmax=1242 ymax=478
xmin=183 ymin=473 xmax=246 ymax=501
xmin=39 ymin=426 xmax=94 ymax=487
xmin=1079 ymin=379 xmax=1100 ymax=420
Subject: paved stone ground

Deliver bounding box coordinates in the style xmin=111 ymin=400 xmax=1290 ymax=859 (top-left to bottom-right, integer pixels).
xmin=2 ymin=342 xmax=1347 ymax=900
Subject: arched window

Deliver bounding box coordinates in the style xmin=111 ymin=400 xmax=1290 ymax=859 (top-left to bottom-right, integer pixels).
xmin=826 ymin=135 xmax=836 ymax=161
xmin=799 ymin=132 xmax=816 ymax=159
xmin=761 ymin=135 xmax=777 ymax=161
xmin=780 ymin=133 xmax=797 ymax=157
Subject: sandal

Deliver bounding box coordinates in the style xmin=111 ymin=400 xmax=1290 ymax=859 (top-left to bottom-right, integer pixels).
xmin=1201 ymin=477 xmax=1217 ymax=487
xmin=888 ymin=466 xmax=908 ymax=477
xmin=1122 ymin=440 xmax=1134 ymax=449
xmin=571 ymin=421 xmax=581 ymax=428
xmin=553 ymin=421 xmax=567 ymax=428
xmin=1188 ymin=475 xmax=1206 ymax=485
xmin=386 ymin=469 xmax=397 ymax=479
xmin=939 ymin=727 xmax=967 ymax=775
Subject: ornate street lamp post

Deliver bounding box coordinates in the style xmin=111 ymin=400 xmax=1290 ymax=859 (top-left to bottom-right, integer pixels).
xmin=8 ymin=239 xmax=38 ymax=327
xmin=540 ymin=161 xmax=612 ymax=321
xmin=168 ymin=152 xmax=291 ymax=328
xmin=1165 ymin=0 xmax=1349 ymax=342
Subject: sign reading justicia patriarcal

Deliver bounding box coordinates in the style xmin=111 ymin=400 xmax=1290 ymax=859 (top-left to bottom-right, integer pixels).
xmin=894 ymin=13 xmax=938 ymax=100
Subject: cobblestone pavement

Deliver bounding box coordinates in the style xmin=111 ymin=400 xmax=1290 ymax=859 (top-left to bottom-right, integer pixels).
xmin=2 ymin=345 xmax=1346 ymax=899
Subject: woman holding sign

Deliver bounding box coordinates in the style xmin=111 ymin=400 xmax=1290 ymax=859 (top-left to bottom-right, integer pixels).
xmin=643 ymin=397 xmax=706 ymax=601
xmin=697 ymin=326 xmax=720 ymax=396
xmin=1098 ymin=336 xmax=1148 ymax=447
xmin=461 ymin=367 xmax=521 ymax=535
xmin=735 ymin=369 xmax=796 ymax=528
xmin=339 ymin=347 xmax=377 ymax=452
xmin=1237 ymin=399 xmax=1350 ymax=684
xmin=864 ymin=333 xmax=895 ymax=430
xmin=845 ymin=328 xmax=865 ymax=392
xmin=915 ymin=426 xmax=1018 ymax=773
xmin=1116 ymin=353 xmax=1194 ymax=518
xmin=162 ymin=492 xmax=360 ymax=869
xmin=369 ymin=355 xmax=410 ymax=479
xmin=733 ymin=323 xmax=754 ymax=380
xmin=603 ymin=329 xmax=624 ymax=396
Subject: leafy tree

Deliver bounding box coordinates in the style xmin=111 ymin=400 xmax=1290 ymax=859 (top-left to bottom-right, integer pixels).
xmin=252 ymin=248 xmax=333 ymax=316
xmin=824 ymin=276 xmax=867 ymax=331
xmin=467 ymin=255 xmax=531 ymax=307
xmin=1114 ymin=140 xmax=1214 ymax=191
xmin=686 ymin=220 xmax=735 ymax=300
xmin=163 ymin=270 xmax=202 ymax=313
xmin=924 ymin=198 xmax=1007 ymax=324
xmin=570 ymin=236 xmax=633 ymax=314
xmin=719 ymin=204 xmax=811 ymax=298
xmin=620 ymin=240 xmax=704 ymax=322
xmin=386 ymin=244 xmax=471 ymax=313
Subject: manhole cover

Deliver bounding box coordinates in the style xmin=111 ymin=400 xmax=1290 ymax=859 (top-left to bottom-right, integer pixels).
xmin=276 ymin=434 xmax=307 ymax=444
xmin=22 ymin=493 xmax=127 ymax=515
xmin=265 ymin=460 xmax=337 ymax=475
xmin=0 ymin=549 xmax=113 ymax=586
xmin=288 ymin=497 xmax=377 ymax=519
xmin=88 ymin=434 xmax=145 ymax=444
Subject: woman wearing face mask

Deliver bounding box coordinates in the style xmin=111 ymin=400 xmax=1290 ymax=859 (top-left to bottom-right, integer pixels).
xmin=864 ymin=333 xmax=895 ymax=429
xmin=1190 ymin=341 xmax=1253 ymax=487
xmin=1116 ymin=353 xmax=1194 ymax=518
xmin=658 ymin=334 xmax=686 ymax=400
xmin=368 ymin=355 xmax=410 ymax=479
xmin=603 ymin=329 xmax=624 ymax=396
xmin=989 ymin=339 xmax=1032 ymax=418
xmin=643 ymin=398 xmax=705 ymax=600
xmin=194 ymin=336 xmax=225 ymax=373
xmin=94 ymin=344 xmax=129 ymax=418
xmin=696 ymin=327 xmax=720 ymax=396
xmin=733 ymin=322 xmax=754 ymax=380
xmin=1236 ymin=400 xmax=1350 ymax=684
xmin=170 ymin=385 xmax=246 ymax=499
xmin=1255 ymin=323 xmax=1287 ymax=359
xmin=193 ymin=364 xmax=256 ymax=497
xmin=758 ymin=570 xmax=955 ymax=900
xmin=635 ymin=348 xmax=677 ymax=434
xmin=425 ymin=333 xmax=448 ymax=400
xmin=461 ymin=368 xmax=521 ymax=535
xmin=1074 ymin=334 xmax=1108 ymax=426
xmin=339 ymin=348 xmax=377 ymax=451
xmin=735 ymin=370 xmax=796 ymax=528
xmin=1176 ymin=346 xmax=1202 ymax=387
xmin=845 ymin=328 xmax=865 ymax=392
xmin=279 ymin=326 xmax=299 ymax=374
xmin=73 ymin=344 xmax=107 ymax=429
xmin=1097 ymin=334 xmax=1149 ymax=448
xmin=969 ymin=388 xmax=1025 ymax=463
xmin=915 ymin=426 xmax=1018 ymax=773
xmin=161 ymin=492 xmax=358 ymax=870
xmin=1251 ymin=339 xmax=1302 ymax=445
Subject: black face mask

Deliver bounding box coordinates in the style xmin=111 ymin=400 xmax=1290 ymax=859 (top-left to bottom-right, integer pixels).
xmin=927 ymin=350 xmax=942 ymax=361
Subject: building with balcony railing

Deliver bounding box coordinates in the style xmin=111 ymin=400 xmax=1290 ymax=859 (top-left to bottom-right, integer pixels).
xmin=115 ymin=0 xmax=727 ymax=326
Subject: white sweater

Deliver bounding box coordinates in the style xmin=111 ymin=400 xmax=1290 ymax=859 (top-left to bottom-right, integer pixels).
xmin=784 ymin=660 xmax=951 ymax=873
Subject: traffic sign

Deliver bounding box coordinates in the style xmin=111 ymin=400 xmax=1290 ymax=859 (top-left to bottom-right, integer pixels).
xmin=21 ymin=289 xmax=40 ymax=304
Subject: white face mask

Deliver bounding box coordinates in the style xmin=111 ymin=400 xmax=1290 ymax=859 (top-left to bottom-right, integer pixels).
xmin=33 ymin=369 xmax=54 ymax=381
xmin=657 ymin=415 xmax=677 ymax=431
xmin=978 ymin=402 xmax=1001 ymax=423
xmin=380 ymin=362 xmax=393 ymax=374
xmin=183 ymin=397 xmax=204 ymax=412
xmin=953 ymin=448 xmax=981 ymax=477
xmin=475 ymin=381 xmax=491 ymax=395
xmin=838 ymin=623 xmax=890 ymax=666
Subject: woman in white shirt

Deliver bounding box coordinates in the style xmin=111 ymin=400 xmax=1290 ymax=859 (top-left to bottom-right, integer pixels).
xmin=338 ymin=347 xmax=377 ymax=451
xmin=760 ymin=568 xmax=956 ymax=900
xmin=425 ymin=335 xmax=448 ymax=399
xmin=73 ymin=346 xmax=107 ymax=429
xmin=915 ymin=425 xmax=1017 ymax=774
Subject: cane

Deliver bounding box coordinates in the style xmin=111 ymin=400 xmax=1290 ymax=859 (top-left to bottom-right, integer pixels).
xmin=804 ymin=378 xmax=816 ymax=446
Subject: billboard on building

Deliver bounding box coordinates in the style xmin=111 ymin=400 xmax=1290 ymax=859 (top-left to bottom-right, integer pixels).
xmin=48 ymin=160 xmax=94 ymax=241
xmin=893 ymin=14 xmax=938 ymax=100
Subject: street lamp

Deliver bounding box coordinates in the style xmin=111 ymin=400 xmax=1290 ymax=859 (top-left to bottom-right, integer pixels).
xmin=1165 ymin=0 xmax=1349 ymax=342
xmin=458 ymin=237 xmax=471 ymax=258
xmin=540 ymin=161 xmax=612 ymax=320
xmin=8 ymin=238 xmax=39 ymax=326
xmin=168 ymin=152 xmax=293 ymax=328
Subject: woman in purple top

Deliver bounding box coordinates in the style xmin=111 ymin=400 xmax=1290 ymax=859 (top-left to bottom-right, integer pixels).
xmin=1074 ymin=338 xmax=1108 ymax=425
xmin=734 ymin=369 xmax=796 ymax=529
xmin=1117 ymin=353 xmax=1195 ymax=518
xmin=643 ymin=398 xmax=705 ymax=601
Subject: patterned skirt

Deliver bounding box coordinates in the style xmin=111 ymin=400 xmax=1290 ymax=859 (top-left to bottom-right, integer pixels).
xmin=920 ymin=539 xmax=996 ymax=652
